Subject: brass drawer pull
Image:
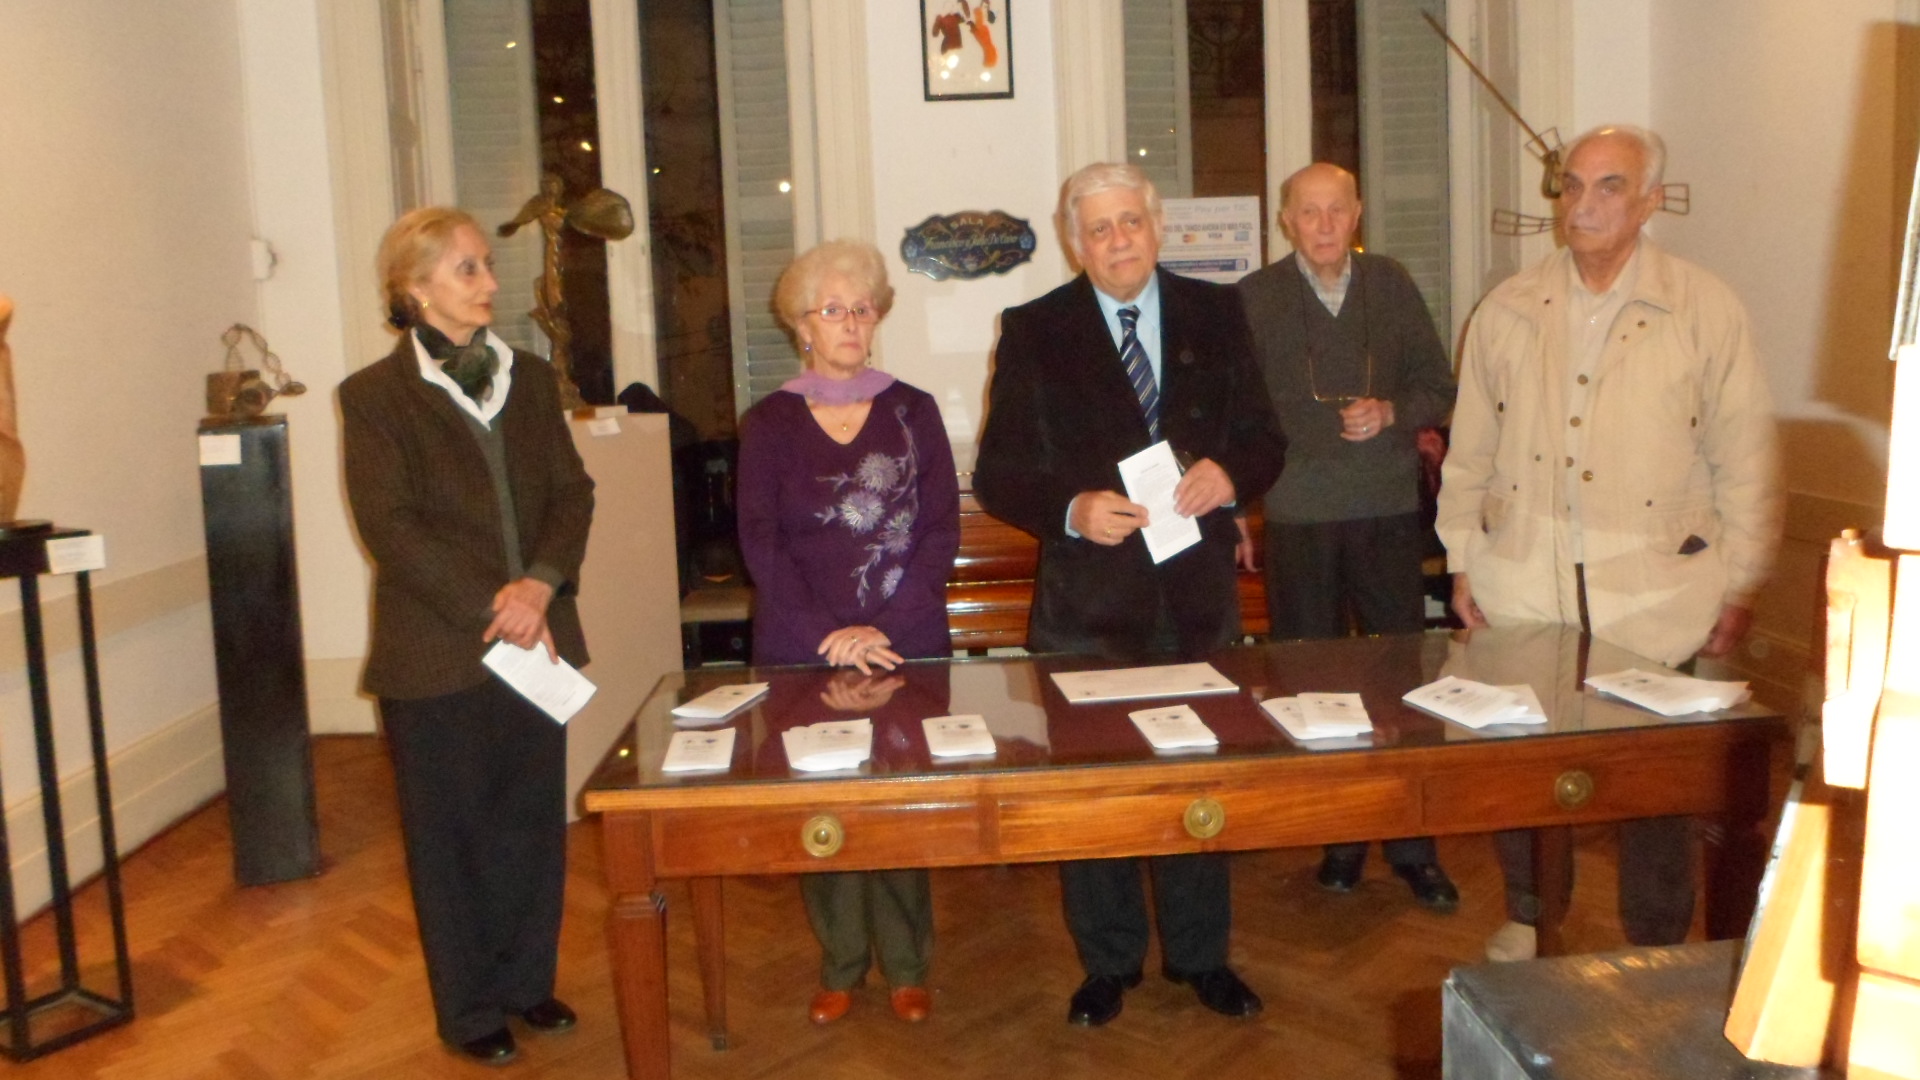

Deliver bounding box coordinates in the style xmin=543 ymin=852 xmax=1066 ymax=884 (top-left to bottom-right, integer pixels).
xmin=1184 ymin=797 xmax=1226 ymax=840
xmin=802 ymin=814 xmax=845 ymax=858
xmin=1554 ymin=770 xmax=1595 ymax=810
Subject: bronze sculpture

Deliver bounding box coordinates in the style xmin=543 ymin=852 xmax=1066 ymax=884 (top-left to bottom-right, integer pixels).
xmin=0 ymin=294 xmax=25 ymax=522
xmin=498 ymin=173 xmax=635 ymax=410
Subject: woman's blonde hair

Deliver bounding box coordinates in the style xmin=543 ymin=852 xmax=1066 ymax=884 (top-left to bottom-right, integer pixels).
xmin=772 ymin=240 xmax=895 ymax=342
xmin=376 ymin=206 xmax=484 ymax=330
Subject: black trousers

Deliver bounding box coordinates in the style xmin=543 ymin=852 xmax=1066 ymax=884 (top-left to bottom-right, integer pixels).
xmin=382 ymin=678 xmax=568 ymax=1044
xmin=1060 ymin=854 xmax=1231 ymax=977
xmin=1492 ymin=818 xmax=1696 ymax=945
xmin=1264 ymin=513 xmax=1437 ymax=868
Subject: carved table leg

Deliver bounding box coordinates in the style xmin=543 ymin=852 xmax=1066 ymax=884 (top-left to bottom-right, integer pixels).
xmin=603 ymin=814 xmax=672 ymax=1080
xmin=1534 ymin=824 xmax=1574 ymax=956
xmin=690 ymin=877 xmax=728 ymax=1049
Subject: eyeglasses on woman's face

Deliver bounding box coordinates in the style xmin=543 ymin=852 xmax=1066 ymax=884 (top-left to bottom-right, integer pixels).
xmin=806 ymin=304 xmax=879 ymax=324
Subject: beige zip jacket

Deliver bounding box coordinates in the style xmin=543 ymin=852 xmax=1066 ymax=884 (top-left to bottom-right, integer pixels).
xmin=1437 ymin=241 xmax=1780 ymax=666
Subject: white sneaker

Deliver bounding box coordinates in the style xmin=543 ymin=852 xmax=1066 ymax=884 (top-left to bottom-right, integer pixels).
xmin=1484 ymin=920 xmax=1537 ymax=962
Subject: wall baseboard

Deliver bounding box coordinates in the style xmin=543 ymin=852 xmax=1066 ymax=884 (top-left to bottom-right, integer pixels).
xmin=5 ymin=704 xmax=226 ymax=919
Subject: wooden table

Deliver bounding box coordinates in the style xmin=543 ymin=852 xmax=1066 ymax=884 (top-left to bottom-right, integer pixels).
xmin=583 ymin=626 xmax=1790 ymax=1080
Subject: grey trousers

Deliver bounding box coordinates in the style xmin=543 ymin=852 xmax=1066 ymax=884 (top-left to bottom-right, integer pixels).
xmin=1494 ymin=817 xmax=1696 ymax=945
xmin=802 ymin=869 xmax=933 ymax=989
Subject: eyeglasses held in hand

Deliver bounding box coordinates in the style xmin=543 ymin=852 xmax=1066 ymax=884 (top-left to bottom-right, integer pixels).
xmin=807 ymin=304 xmax=879 ymax=324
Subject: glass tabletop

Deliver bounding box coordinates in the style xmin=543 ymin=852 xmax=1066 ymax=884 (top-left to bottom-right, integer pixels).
xmin=584 ymin=625 xmax=1785 ymax=797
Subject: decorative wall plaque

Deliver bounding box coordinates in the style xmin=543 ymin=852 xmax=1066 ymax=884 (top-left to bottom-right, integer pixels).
xmin=900 ymin=211 xmax=1036 ymax=281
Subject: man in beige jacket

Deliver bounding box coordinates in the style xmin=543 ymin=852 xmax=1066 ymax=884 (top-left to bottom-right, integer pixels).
xmin=1437 ymin=125 xmax=1780 ymax=962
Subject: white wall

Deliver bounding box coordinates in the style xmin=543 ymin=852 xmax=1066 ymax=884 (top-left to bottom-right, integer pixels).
xmin=0 ymin=0 xmax=254 ymax=893
xmin=1650 ymin=0 xmax=1901 ymax=508
xmin=236 ymin=0 xmax=378 ymax=733
xmin=863 ymin=2 xmax=1068 ymax=460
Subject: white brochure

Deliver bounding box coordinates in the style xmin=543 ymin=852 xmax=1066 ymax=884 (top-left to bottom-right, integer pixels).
xmin=1117 ymin=440 xmax=1201 ymax=564
xmin=782 ymin=718 xmax=873 ymax=773
xmin=1128 ymin=703 xmax=1219 ymax=750
xmin=671 ymin=682 xmax=770 ymax=724
xmin=922 ymin=714 xmax=997 ymax=758
xmin=1051 ymin=661 xmax=1239 ymax=704
xmin=1584 ymin=669 xmax=1750 ymax=717
xmin=1401 ymin=676 xmax=1544 ymax=729
xmin=1259 ymin=697 xmax=1373 ymax=749
xmin=660 ymin=728 xmax=737 ymax=773
xmin=482 ymin=640 xmax=598 ymax=724
xmin=1260 ymin=693 xmax=1373 ymax=739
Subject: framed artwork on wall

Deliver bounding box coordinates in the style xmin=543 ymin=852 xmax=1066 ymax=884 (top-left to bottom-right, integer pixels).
xmin=923 ymin=0 xmax=1012 ymax=101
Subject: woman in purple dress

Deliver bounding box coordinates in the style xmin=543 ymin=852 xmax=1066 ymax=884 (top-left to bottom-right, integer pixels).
xmin=737 ymin=240 xmax=959 ymax=1025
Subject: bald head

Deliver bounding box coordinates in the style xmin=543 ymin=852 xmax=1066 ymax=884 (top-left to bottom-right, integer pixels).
xmin=1280 ymin=163 xmax=1362 ymax=281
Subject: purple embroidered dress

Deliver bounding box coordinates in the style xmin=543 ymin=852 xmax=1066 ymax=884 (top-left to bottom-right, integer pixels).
xmin=738 ymin=381 xmax=960 ymax=665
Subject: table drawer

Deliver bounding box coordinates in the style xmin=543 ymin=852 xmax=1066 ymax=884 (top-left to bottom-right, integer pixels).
xmin=1423 ymin=747 xmax=1737 ymax=833
xmin=996 ymin=776 xmax=1418 ymax=860
xmin=651 ymin=802 xmax=984 ymax=876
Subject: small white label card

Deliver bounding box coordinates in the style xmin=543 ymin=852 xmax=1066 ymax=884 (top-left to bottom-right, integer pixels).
xmin=661 ymin=727 xmax=737 ymax=773
xmin=586 ymin=417 xmax=622 ymax=437
xmin=1116 ymin=440 xmax=1202 ymax=564
xmin=45 ymin=534 xmax=107 ymax=575
xmin=1127 ymin=703 xmax=1219 ymax=750
xmin=922 ymin=714 xmax=997 ymax=758
xmin=482 ymin=640 xmax=598 ymax=724
xmin=671 ymin=682 xmax=770 ymax=724
xmin=198 ymin=433 xmax=243 ymax=466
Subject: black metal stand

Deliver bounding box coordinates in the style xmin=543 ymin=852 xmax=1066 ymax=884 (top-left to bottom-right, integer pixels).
xmin=0 ymin=528 xmax=134 ymax=1060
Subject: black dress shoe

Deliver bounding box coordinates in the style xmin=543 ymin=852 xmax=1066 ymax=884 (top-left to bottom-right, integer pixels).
xmin=454 ymin=1028 xmax=518 ymax=1065
xmin=1316 ymin=851 xmax=1365 ymax=893
xmin=519 ymin=997 xmax=578 ymax=1032
xmin=1393 ymin=862 xmax=1461 ymax=913
xmin=1067 ymin=971 xmax=1143 ymax=1027
xmin=1164 ymin=966 xmax=1263 ymax=1018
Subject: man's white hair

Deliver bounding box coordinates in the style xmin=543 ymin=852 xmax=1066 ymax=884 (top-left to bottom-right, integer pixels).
xmin=1564 ymin=124 xmax=1667 ymax=196
xmin=1059 ymin=162 xmax=1162 ymax=257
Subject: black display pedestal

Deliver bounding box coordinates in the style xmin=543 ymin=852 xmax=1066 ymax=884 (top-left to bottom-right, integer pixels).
xmin=198 ymin=417 xmax=321 ymax=886
xmin=0 ymin=527 xmax=134 ymax=1060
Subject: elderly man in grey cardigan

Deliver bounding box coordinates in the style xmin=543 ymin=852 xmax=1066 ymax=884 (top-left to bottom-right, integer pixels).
xmin=1236 ymin=162 xmax=1459 ymax=910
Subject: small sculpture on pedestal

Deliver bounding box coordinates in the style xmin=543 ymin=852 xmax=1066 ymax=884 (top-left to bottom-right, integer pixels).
xmin=204 ymin=323 xmax=306 ymax=424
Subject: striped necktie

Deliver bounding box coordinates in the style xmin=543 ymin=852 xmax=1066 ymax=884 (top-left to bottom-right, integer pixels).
xmin=1117 ymin=306 xmax=1161 ymax=440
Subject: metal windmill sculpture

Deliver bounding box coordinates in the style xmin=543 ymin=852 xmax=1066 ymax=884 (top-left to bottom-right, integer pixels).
xmin=1420 ymin=12 xmax=1691 ymax=236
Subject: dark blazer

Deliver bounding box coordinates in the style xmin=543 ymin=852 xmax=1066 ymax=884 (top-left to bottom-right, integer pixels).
xmin=341 ymin=337 xmax=595 ymax=699
xmin=974 ymin=269 xmax=1284 ymax=656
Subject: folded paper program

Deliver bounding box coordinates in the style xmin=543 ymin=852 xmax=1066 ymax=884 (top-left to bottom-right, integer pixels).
xmin=781 ymin=718 xmax=873 ymax=772
xmin=1584 ymin=669 xmax=1750 ymax=717
xmin=1402 ymin=676 xmax=1548 ymax=729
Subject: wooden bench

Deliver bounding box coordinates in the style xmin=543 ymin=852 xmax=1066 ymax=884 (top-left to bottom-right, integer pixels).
xmin=946 ymin=488 xmax=1270 ymax=651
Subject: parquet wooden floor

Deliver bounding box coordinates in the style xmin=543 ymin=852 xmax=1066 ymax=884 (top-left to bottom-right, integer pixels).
xmin=10 ymin=735 xmax=1679 ymax=1080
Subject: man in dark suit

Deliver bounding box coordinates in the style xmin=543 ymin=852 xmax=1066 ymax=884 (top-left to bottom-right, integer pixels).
xmin=974 ymin=162 xmax=1284 ymax=1027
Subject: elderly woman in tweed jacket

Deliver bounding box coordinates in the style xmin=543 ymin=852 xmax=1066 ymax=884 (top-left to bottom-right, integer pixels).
xmin=341 ymin=206 xmax=593 ymax=1066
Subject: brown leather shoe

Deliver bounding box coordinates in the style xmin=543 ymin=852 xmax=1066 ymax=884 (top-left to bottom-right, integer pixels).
xmin=809 ymin=988 xmax=853 ymax=1024
xmin=889 ymin=986 xmax=931 ymax=1023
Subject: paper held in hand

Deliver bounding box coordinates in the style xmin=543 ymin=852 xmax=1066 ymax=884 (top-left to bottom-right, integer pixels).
xmin=922 ymin=714 xmax=997 ymax=758
xmin=1051 ymin=661 xmax=1239 ymax=704
xmin=1583 ymin=669 xmax=1751 ymax=717
xmin=782 ymin=718 xmax=873 ymax=772
xmin=1117 ymin=440 xmax=1201 ymax=564
xmin=661 ymin=727 xmax=737 ymax=773
xmin=671 ymin=682 xmax=770 ymax=724
xmin=1260 ymin=692 xmax=1373 ymax=740
xmin=1128 ymin=704 xmax=1219 ymax=750
xmin=482 ymin=640 xmax=597 ymax=724
xmin=1401 ymin=676 xmax=1548 ymax=729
